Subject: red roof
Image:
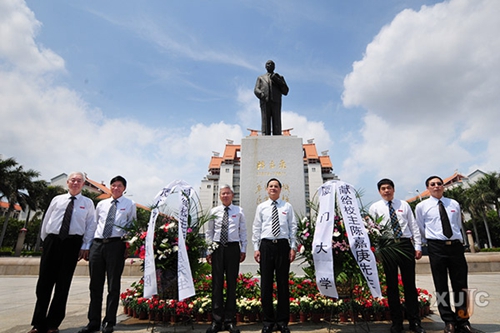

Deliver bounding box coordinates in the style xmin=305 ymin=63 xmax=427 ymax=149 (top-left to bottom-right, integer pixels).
xmin=0 ymin=201 xmax=22 ymax=211
xmin=407 ymin=171 xmax=467 ymax=202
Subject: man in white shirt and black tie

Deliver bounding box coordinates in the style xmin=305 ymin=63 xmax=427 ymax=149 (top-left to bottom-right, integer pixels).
xmin=205 ymin=185 xmax=247 ymax=333
xmin=369 ymin=178 xmax=425 ymax=333
xmin=415 ymin=176 xmax=475 ymax=333
xmin=79 ymin=176 xmax=136 ymax=333
xmin=29 ymin=172 xmax=96 ymax=333
xmin=253 ymin=178 xmax=297 ymax=333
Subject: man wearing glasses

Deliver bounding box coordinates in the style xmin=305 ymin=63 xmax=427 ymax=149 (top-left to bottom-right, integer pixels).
xmin=415 ymin=176 xmax=474 ymax=333
xmin=29 ymin=172 xmax=96 ymax=333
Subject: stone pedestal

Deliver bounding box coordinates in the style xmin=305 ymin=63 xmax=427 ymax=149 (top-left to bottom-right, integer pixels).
xmin=240 ymin=135 xmax=306 ymax=263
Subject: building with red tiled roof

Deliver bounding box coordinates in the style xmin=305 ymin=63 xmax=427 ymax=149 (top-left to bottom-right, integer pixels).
xmin=0 ymin=201 xmax=22 ymax=219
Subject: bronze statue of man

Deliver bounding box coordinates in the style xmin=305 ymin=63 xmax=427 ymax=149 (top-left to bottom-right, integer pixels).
xmin=254 ymin=60 xmax=289 ymax=136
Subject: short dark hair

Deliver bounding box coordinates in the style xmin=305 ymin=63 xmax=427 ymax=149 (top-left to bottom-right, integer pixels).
xmin=110 ymin=175 xmax=127 ymax=188
xmin=425 ymin=175 xmax=443 ymax=187
xmin=267 ymin=178 xmax=282 ymax=188
xmin=377 ymin=178 xmax=395 ymax=190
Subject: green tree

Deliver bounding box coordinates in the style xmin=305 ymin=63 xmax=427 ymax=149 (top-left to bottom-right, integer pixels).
xmin=444 ymin=185 xmax=485 ymax=248
xmin=475 ymin=172 xmax=500 ymax=218
xmin=0 ymin=157 xmax=18 ymax=197
xmin=14 ymin=179 xmax=48 ymax=256
xmin=0 ymin=158 xmax=40 ymax=249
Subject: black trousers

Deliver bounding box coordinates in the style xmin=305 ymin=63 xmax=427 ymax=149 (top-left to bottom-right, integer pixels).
xmin=211 ymin=242 xmax=240 ymax=323
xmin=259 ymin=239 xmax=290 ymax=327
xmin=427 ymin=239 xmax=469 ymax=326
xmin=31 ymin=234 xmax=83 ymax=331
xmin=381 ymin=238 xmax=420 ymax=326
xmin=88 ymin=239 xmax=126 ymax=328
xmin=260 ymin=100 xmax=282 ymax=135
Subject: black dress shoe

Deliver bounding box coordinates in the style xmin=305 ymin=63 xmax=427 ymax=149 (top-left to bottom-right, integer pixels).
xmin=261 ymin=326 xmax=273 ymax=333
xmin=224 ymin=323 xmax=240 ymax=333
xmin=278 ymin=326 xmax=290 ymax=333
xmin=101 ymin=323 xmax=114 ymax=333
xmin=457 ymin=323 xmax=477 ymax=333
xmin=390 ymin=324 xmax=403 ymax=333
xmin=207 ymin=322 xmax=222 ymax=333
xmin=78 ymin=326 xmax=99 ymax=333
xmin=410 ymin=323 xmax=426 ymax=333
xmin=444 ymin=323 xmax=456 ymax=333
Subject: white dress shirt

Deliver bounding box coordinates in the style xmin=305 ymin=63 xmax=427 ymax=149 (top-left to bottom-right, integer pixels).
xmin=41 ymin=193 xmax=96 ymax=249
xmin=205 ymin=204 xmax=247 ymax=253
xmin=369 ymin=198 xmax=422 ymax=250
xmin=94 ymin=195 xmax=137 ymax=239
xmin=415 ymin=196 xmax=463 ymax=242
xmin=252 ymin=198 xmax=297 ymax=251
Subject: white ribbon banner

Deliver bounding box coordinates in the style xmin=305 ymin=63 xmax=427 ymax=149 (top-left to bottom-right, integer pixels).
xmin=143 ymin=207 xmax=159 ymax=298
xmin=312 ymin=181 xmax=338 ymax=298
xmin=143 ymin=180 xmax=196 ymax=300
xmin=336 ymin=181 xmax=381 ymax=298
xmin=176 ymin=184 xmax=195 ymax=300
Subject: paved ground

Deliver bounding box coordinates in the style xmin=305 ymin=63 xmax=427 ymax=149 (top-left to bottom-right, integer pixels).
xmin=0 ymin=273 xmax=498 ymax=333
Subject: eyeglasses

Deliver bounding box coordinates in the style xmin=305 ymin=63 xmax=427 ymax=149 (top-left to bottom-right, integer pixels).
xmin=429 ymin=182 xmax=443 ymax=187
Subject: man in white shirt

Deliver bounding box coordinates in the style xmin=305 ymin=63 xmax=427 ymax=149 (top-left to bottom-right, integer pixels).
xmin=205 ymin=185 xmax=247 ymax=333
xmin=415 ymin=176 xmax=474 ymax=333
xmin=369 ymin=179 xmax=425 ymax=333
xmin=79 ymin=176 xmax=136 ymax=333
xmin=253 ymin=178 xmax=297 ymax=333
xmin=29 ymin=172 xmax=96 ymax=333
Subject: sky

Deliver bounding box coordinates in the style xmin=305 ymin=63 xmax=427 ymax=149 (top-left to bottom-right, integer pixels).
xmin=1 ymin=0 xmax=499 ymax=208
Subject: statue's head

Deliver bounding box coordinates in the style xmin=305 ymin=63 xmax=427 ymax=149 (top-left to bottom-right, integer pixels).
xmin=265 ymin=60 xmax=275 ymax=73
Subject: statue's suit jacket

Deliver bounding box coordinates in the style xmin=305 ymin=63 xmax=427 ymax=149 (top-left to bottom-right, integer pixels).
xmin=254 ymin=72 xmax=289 ymax=104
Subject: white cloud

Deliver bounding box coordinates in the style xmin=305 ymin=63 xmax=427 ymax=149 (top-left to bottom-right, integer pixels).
xmin=341 ymin=0 xmax=500 ymax=197
xmin=0 ymin=0 xmax=64 ymax=73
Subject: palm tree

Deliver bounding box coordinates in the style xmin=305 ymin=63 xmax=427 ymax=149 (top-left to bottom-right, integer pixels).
xmin=476 ymin=172 xmax=500 ymax=218
xmin=0 ymin=157 xmax=18 ymax=199
xmin=14 ymin=179 xmax=48 ymax=256
xmin=0 ymin=164 xmax=40 ymax=249
xmin=467 ymin=183 xmax=493 ymax=247
xmin=444 ymin=185 xmax=479 ymax=247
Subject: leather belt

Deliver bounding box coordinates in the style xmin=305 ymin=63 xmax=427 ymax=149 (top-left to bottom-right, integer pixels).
xmin=262 ymin=238 xmax=288 ymax=244
xmin=94 ymin=237 xmax=122 ymax=244
xmin=428 ymin=239 xmax=462 ymax=246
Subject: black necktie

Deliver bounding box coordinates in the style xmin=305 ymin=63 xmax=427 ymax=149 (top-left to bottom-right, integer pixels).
xmin=220 ymin=206 xmax=229 ymax=245
xmin=103 ymin=199 xmax=118 ymax=238
xmin=388 ymin=201 xmax=403 ymax=239
xmin=272 ymin=201 xmax=280 ymax=237
xmin=439 ymin=200 xmax=453 ymax=238
xmin=59 ymin=196 xmax=76 ymax=239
